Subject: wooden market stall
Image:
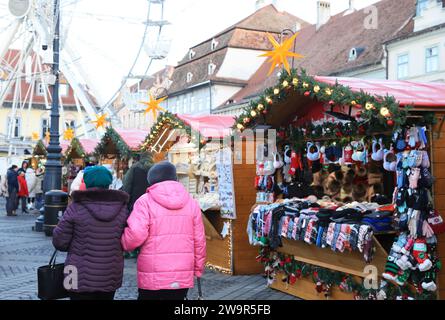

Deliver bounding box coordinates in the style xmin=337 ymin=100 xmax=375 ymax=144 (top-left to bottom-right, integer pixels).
xmin=141 ymin=113 xmax=263 ymax=275
xmin=64 ymin=138 xmax=99 ymax=192
xmin=237 ymin=70 xmax=445 ymax=300
xmin=94 ymin=127 xmax=148 ymax=176
xmin=31 ymin=139 xmax=69 ymax=169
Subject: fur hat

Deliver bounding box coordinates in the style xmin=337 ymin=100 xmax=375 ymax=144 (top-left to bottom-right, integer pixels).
xmin=147 ymin=161 xmax=178 ymax=187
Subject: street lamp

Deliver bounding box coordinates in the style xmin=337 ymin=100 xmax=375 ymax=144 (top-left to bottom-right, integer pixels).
xmin=280 ymin=28 xmax=297 ymax=70
xmin=43 ymin=0 xmax=61 ymax=192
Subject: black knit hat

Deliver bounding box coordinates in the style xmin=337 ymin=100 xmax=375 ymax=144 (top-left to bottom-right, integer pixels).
xmin=147 ymin=161 xmax=177 ymax=187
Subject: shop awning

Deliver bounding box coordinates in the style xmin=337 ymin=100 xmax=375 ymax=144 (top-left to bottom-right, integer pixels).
xmin=177 ymin=114 xmax=235 ymax=139
xmin=315 ymin=76 xmax=445 ymax=108
xmin=114 ymin=128 xmax=148 ymax=150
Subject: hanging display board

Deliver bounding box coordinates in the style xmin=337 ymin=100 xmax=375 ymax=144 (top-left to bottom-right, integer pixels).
xmin=216 ymin=147 xmax=237 ymax=219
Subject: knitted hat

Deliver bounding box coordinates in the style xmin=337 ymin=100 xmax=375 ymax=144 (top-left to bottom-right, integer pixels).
xmin=83 ymin=165 xmax=112 ymax=189
xmin=147 ymin=161 xmax=177 ymax=187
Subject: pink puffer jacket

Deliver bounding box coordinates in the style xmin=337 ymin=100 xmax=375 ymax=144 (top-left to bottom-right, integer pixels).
xmin=121 ymin=181 xmax=206 ymax=290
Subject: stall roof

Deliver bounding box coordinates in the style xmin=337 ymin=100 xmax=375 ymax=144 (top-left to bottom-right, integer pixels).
xmin=315 ymin=76 xmax=445 ymax=109
xmin=176 ymin=114 xmax=235 ymax=139
xmin=78 ymin=138 xmax=99 ymax=154
xmin=114 ymin=128 xmax=149 ymax=150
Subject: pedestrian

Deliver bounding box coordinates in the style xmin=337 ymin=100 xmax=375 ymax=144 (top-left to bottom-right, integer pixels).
xmin=122 ymin=153 xmax=152 ymax=212
xmin=17 ymin=171 xmax=29 ymax=214
xmin=34 ymin=167 xmax=45 ymax=210
xmin=17 ymin=160 xmax=29 ymax=175
xmin=25 ymin=167 xmax=37 ymax=210
xmin=52 ymin=165 xmax=129 ymax=300
xmin=121 ymin=161 xmax=206 ymax=301
xmin=5 ymin=165 xmax=19 ymax=216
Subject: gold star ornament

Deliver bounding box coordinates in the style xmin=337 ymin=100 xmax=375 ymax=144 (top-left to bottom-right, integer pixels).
xmin=260 ymin=32 xmax=304 ymax=75
xmin=139 ymin=93 xmax=167 ymax=119
xmin=91 ymin=113 xmax=108 ymax=129
xmin=31 ymin=131 xmax=39 ymax=141
xmin=63 ymin=128 xmax=75 ymax=141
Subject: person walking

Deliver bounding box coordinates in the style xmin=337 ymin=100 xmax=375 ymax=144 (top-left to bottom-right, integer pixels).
xmin=5 ymin=165 xmax=19 ymax=216
xmin=17 ymin=160 xmax=29 ymax=175
xmin=52 ymin=166 xmax=129 ymax=300
xmin=121 ymin=161 xmax=206 ymax=301
xmin=17 ymin=171 xmax=29 ymax=214
xmin=34 ymin=168 xmax=45 ymax=210
xmin=122 ymin=153 xmax=152 ymax=212
xmin=25 ymin=167 xmax=37 ymax=210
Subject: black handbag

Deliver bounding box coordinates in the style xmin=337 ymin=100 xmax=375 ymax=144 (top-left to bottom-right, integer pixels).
xmin=37 ymin=250 xmax=69 ymax=300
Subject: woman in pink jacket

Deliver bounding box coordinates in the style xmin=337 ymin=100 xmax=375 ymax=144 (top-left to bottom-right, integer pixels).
xmin=121 ymin=161 xmax=206 ymax=300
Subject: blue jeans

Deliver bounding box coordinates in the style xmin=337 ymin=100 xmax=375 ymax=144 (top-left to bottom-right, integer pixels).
xmin=35 ymin=193 xmax=44 ymax=210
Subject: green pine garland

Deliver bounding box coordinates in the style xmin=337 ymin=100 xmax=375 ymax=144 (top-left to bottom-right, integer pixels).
xmin=33 ymin=140 xmax=48 ymax=156
xmin=64 ymin=138 xmax=90 ymax=164
xmin=234 ymin=68 xmax=412 ymax=131
xmin=95 ymin=126 xmax=134 ymax=160
xmin=141 ymin=111 xmax=206 ymax=151
xmin=257 ymin=247 xmax=437 ymax=300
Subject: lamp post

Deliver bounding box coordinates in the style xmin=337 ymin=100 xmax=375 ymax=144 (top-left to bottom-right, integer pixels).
xmin=280 ymin=28 xmax=297 ymax=70
xmin=43 ymin=0 xmax=61 ymax=192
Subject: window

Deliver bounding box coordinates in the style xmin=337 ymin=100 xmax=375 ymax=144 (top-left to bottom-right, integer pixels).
xmin=348 ymin=48 xmax=357 ymax=61
xmin=36 ymin=82 xmax=46 ymax=96
xmin=208 ymin=63 xmax=216 ymax=75
xmin=426 ymin=46 xmax=439 ymax=73
xmin=188 ymin=50 xmax=196 ymax=60
xmin=41 ymin=118 xmax=50 ymax=138
xmin=211 ymin=39 xmax=219 ymax=51
xmin=65 ymin=119 xmax=76 ymax=130
xmin=397 ymin=54 xmax=409 ymax=79
xmin=59 ymin=83 xmax=69 ymax=97
xmin=7 ymin=117 xmax=21 ymax=138
xmin=186 ymin=72 xmax=193 ymax=83
xmin=417 ymin=0 xmax=428 ymax=15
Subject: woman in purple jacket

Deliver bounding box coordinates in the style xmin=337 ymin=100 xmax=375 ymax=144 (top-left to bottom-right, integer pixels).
xmin=52 ymin=166 xmax=129 ymax=300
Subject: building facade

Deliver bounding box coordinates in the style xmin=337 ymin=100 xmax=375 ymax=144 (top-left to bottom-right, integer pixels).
xmin=386 ymin=0 xmax=445 ymax=82
xmin=0 ymin=49 xmax=93 ymax=156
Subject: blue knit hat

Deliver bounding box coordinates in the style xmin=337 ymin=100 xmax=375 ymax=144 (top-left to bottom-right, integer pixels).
xmin=147 ymin=161 xmax=177 ymax=187
xmin=83 ymin=165 xmax=112 ymax=189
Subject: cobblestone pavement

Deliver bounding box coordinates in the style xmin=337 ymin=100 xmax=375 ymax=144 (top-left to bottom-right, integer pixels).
xmin=0 ymin=199 xmax=296 ymax=300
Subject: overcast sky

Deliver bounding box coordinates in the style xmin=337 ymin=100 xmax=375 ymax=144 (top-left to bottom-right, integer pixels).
xmin=0 ymin=0 xmax=381 ymax=104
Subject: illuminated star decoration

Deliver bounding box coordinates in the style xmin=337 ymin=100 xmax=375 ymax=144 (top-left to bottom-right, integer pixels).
xmin=91 ymin=113 xmax=108 ymax=129
xmin=31 ymin=131 xmax=39 ymax=141
xmin=139 ymin=93 xmax=167 ymax=120
xmin=63 ymin=128 xmax=75 ymax=141
xmin=260 ymin=32 xmax=304 ymax=75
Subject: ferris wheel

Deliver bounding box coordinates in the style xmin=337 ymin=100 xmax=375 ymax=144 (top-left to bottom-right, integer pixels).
xmin=0 ymin=0 xmax=170 ymax=152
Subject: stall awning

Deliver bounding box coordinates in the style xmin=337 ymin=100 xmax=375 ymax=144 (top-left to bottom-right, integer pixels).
xmin=177 ymin=114 xmax=235 ymax=139
xmin=315 ymin=76 xmax=445 ymax=108
xmin=114 ymin=129 xmax=148 ymax=150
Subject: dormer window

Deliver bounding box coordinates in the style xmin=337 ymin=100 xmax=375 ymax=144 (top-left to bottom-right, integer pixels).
xmin=211 ymin=39 xmax=219 ymax=51
xmin=416 ymin=0 xmax=428 ymax=16
xmin=208 ymin=62 xmax=216 ymax=75
xmin=348 ymin=47 xmax=364 ymax=61
xmin=186 ymin=72 xmax=193 ymax=83
xmin=188 ymin=49 xmax=196 ymax=60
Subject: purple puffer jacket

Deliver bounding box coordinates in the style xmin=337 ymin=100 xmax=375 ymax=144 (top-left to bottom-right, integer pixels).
xmin=52 ymin=188 xmax=129 ymax=293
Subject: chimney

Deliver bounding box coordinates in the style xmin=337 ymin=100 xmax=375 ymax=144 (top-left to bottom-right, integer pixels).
xmin=316 ymin=1 xmax=331 ymax=30
xmin=255 ymin=0 xmax=277 ymax=10
xmin=343 ymin=0 xmax=356 ymax=16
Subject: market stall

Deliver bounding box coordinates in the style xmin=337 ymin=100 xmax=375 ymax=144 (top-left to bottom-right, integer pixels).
xmin=141 ymin=113 xmax=263 ymax=275
xmin=94 ymin=127 xmax=148 ymax=176
xmin=31 ymin=139 xmax=69 ymax=170
xmin=64 ymin=138 xmax=99 ymax=192
xmin=237 ymin=69 xmax=445 ymax=300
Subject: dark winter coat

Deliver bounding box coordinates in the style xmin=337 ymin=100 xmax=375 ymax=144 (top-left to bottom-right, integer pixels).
xmin=52 ymin=188 xmax=129 ymax=293
xmin=122 ymin=156 xmax=152 ymax=211
xmin=6 ymin=169 xmax=18 ymax=193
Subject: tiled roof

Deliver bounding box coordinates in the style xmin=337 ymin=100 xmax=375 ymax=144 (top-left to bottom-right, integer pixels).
xmin=216 ymin=0 xmax=418 ymax=110
xmin=168 ymin=5 xmax=307 ymax=95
